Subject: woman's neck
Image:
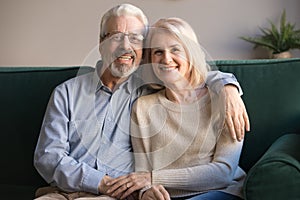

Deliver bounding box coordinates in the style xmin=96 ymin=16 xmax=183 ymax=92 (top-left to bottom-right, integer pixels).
xmin=165 ymin=83 xmax=207 ymax=104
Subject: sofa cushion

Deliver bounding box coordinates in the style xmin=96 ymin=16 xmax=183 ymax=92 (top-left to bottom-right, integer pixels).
xmin=243 ymin=133 xmax=300 ymax=200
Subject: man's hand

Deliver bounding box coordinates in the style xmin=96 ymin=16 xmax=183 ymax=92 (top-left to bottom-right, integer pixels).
xmin=141 ymin=185 xmax=170 ymax=200
xmin=98 ymin=175 xmax=114 ymax=195
xmin=224 ymin=85 xmax=250 ymax=141
xmin=105 ymin=172 xmax=151 ymax=199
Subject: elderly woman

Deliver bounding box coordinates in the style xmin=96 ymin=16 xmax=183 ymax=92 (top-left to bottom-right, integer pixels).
xmin=129 ymin=17 xmax=246 ymax=200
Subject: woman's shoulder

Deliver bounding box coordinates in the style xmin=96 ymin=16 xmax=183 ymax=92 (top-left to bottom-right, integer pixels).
xmin=136 ymin=89 xmax=164 ymax=104
xmin=132 ymin=90 xmax=165 ymax=119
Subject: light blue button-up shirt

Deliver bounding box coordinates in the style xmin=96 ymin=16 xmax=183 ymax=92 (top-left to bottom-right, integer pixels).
xmin=34 ymin=61 xmax=241 ymax=194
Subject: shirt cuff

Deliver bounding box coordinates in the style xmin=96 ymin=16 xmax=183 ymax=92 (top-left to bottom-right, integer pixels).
xmin=223 ymin=79 xmax=243 ymax=96
xmin=82 ymin=168 xmax=106 ymax=194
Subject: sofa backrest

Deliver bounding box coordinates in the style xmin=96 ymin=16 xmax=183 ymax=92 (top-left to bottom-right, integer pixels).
xmin=0 ymin=66 xmax=93 ymax=189
xmin=216 ymin=58 xmax=300 ymax=171
xmin=1 ymin=58 xmax=300 ymax=190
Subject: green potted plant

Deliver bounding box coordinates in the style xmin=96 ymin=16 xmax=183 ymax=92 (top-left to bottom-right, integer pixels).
xmin=240 ymin=10 xmax=300 ymax=58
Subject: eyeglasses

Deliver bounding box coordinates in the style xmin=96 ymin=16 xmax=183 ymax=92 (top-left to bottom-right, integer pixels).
xmin=104 ymin=31 xmax=144 ymax=45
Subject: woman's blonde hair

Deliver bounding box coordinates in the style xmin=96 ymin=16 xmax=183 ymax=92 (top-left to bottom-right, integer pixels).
xmin=145 ymin=17 xmax=210 ymax=87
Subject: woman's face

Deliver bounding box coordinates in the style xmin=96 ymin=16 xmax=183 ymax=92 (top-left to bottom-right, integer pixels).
xmin=150 ymin=30 xmax=191 ymax=87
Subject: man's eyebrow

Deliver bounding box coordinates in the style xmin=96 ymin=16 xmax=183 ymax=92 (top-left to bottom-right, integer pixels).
xmin=108 ymin=30 xmax=144 ymax=34
xmin=151 ymin=46 xmax=163 ymax=49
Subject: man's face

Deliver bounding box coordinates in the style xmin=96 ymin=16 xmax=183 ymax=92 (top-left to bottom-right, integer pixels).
xmin=99 ymin=16 xmax=144 ymax=78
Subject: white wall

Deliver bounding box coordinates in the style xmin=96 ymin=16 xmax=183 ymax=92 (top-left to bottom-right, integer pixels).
xmin=0 ymin=0 xmax=299 ymax=66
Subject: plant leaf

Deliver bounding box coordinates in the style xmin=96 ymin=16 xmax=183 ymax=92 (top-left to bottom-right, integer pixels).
xmin=240 ymin=9 xmax=300 ymax=54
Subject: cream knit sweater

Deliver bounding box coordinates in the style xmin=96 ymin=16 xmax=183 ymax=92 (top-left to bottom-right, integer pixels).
xmin=131 ymin=89 xmax=246 ymax=198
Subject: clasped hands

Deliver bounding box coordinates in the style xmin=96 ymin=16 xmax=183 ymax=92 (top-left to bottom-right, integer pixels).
xmin=99 ymin=172 xmax=165 ymax=200
xmin=99 ymin=86 xmax=250 ymax=199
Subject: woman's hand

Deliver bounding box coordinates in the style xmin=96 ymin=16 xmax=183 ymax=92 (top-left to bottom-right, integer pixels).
xmin=141 ymin=185 xmax=170 ymax=200
xmin=224 ymin=85 xmax=250 ymax=141
xmin=105 ymin=172 xmax=151 ymax=199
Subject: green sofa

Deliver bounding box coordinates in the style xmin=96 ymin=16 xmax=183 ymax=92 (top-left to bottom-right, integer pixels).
xmin=0 ymin=59 xmax=299 ymax=200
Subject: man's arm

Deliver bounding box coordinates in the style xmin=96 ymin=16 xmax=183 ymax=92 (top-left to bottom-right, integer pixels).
xmin=206 ymin=71 xmax=250 ymax=141
xmin=206 ymin=70 xmax=243 ymax=94
xmin=34 ymin=84 xmax=104 ymax=194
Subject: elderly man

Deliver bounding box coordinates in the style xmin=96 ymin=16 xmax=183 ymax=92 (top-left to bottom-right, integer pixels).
xmin=34 ymin=3 xmax=249 ymax=200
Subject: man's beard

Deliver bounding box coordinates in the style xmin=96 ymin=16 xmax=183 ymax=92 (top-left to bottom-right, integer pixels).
xmin=109 ymin=62 xmax=139 ymax=78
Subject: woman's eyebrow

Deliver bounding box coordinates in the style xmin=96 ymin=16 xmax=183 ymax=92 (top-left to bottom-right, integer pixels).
xmin=151 ymin=44 xmax=181 ymax=49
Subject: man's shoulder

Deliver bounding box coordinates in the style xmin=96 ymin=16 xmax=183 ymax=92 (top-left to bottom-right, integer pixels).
xmin=55 ymin=71 xmax=96 ymax=90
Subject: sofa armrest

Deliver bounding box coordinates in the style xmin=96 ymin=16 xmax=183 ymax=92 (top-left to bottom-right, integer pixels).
xmin=243 ymin=133 xmax=300 ymax=200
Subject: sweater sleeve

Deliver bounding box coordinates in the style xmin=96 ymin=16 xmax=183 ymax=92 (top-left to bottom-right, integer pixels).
xmin=130 ymin=99 xmax=153 ymax=172
xmin=151 ymin=127 xmax=244 ymax=192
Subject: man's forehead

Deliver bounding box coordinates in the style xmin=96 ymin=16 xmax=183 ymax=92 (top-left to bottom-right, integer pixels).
xmin=105 ymin=16 xmax=145 ymax=33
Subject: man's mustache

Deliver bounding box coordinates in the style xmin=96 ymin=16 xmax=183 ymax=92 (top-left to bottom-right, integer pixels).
xmin=113 ymin=49 xmax=137 ymax=60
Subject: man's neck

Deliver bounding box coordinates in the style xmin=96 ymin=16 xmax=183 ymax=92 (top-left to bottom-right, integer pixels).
xmin=99 ymin=68 xmax=128 ymax=91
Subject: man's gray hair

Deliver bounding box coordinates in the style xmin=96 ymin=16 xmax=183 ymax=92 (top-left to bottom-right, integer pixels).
xmin=99 ymin=3 xmax=148 ymax=41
